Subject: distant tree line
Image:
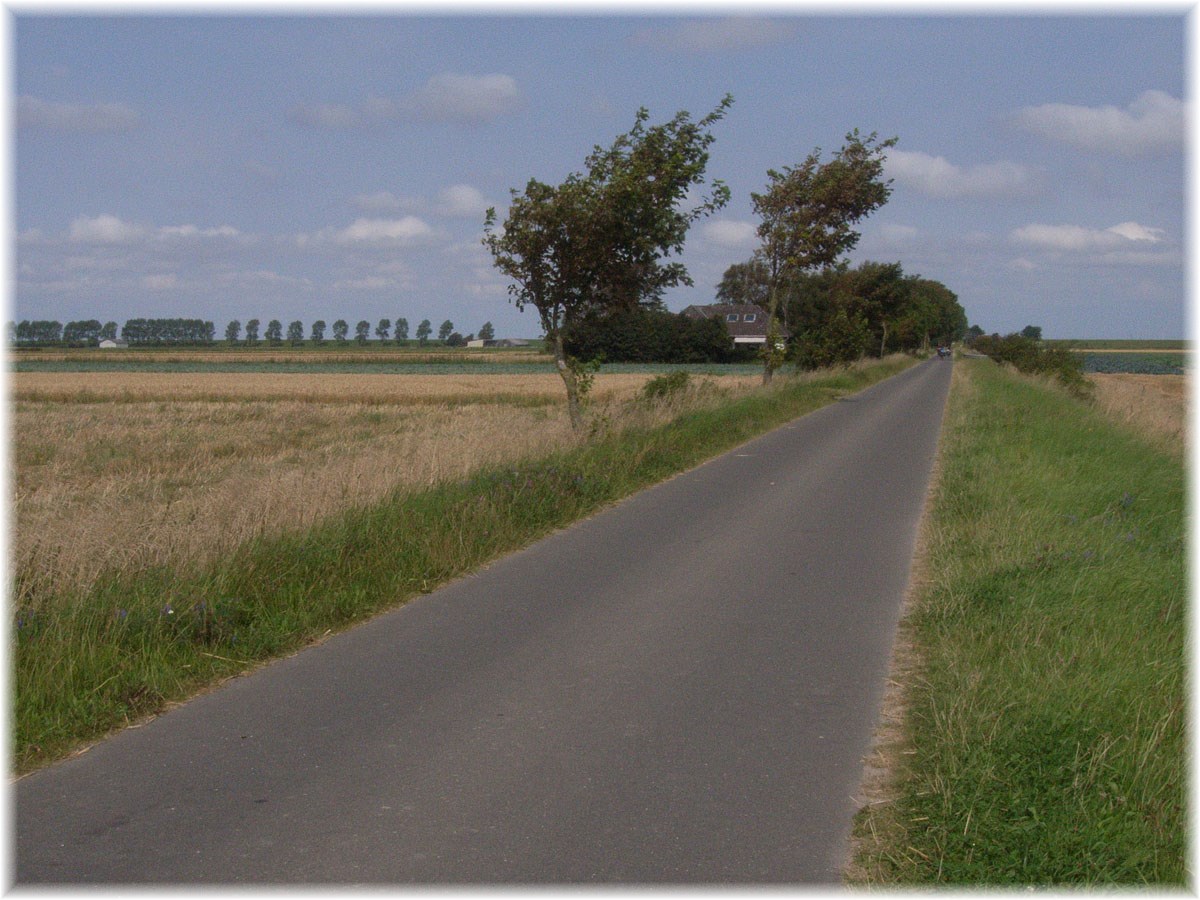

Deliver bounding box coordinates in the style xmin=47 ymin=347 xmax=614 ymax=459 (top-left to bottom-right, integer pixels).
xmin=563 ymin=305 xmax=746 ymax=364
xmin=9 ymin=316 xmax=498 ymax=347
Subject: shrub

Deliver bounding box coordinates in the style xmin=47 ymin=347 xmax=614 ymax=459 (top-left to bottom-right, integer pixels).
xmin=640 ymin=370 xmax=691 ymax=402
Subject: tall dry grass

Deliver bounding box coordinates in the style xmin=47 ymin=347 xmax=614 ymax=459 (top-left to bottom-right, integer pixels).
xmin=13 ymin=372 xmax=759 ymax=607
xmin=1088 ymin=373 xmax=1186 ymax=452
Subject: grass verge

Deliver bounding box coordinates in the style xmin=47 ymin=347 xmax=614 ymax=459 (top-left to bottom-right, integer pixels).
xmin=15 ymin=356 xmax=913 ymax=774
xmin=848 ymin=358 xmax=1186 ymax=885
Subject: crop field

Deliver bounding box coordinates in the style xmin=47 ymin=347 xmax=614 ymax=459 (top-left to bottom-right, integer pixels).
xmin=12 ymin=367 xmax=759 ymax=608
xmin=1087 ymin=374 xmax=1186 ymax=451
xmin=1079 ymin=352 xmax=1187 ymax=376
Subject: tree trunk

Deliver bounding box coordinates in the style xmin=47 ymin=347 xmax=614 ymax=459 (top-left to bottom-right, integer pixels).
xmin=879 ymin=320 xmax=888 ymax=358
xmin=552 ymin=332 xmax=584 ymax=430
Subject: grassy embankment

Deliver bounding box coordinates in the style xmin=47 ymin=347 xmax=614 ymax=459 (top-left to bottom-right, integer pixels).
xmin=15 ymin=356 xmax=912 ymax=774
xmin=849 ymin=357 xmax=1186 ymax=885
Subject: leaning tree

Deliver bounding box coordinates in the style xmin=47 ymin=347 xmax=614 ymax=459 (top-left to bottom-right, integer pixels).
xmin=752 ymin=129 xmax=897 ymax=382
xmin=484 ymin=95 xmax=734 ymax=429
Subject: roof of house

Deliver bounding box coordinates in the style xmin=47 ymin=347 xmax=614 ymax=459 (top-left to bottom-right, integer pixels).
xmin=681 ymin=303 xmax=772 ymax=338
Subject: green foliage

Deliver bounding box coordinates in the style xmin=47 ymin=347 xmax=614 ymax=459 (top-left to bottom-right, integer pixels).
xmin=265 ymin=319 xmax=283 ymax=345
xmin=416 ymin=319 xmax=432 ymax=344
xmin=376 ymin=318 xmax=391 ymax=341
xmin=478 ymin=321 xmax=495 ymax=341
xmin=394 ymin=318 xmax=409 ymax=342
xmin=354 ymin=320 xmax=370 ymax=344
xmin=438 ymin=320 xmax=454 ymax=342
xmin=639 ymin=370 xmax=690 ymax=401
xmin=563 ymin=307 xmax=733 ymax=363
xmin=286 ymin=320 xmax=304 ymax=346
xmin=245 ymin=318 xmax=260 ymax=345
xmin=310 ymin=320 xmax=326 ymax=344
xmin=332 ymin=319 xmax=348 ymax=343
xmin=972 ymin=332 xmax=1090 ymax=396
xmin=225 ymin=320 xmax=241 ymax=344
xmin=793 ymin=307 xmax=871 ymax=369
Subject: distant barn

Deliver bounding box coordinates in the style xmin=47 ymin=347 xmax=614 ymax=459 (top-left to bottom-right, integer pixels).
xmin=98 ymin=339 xmax=129 ymax=349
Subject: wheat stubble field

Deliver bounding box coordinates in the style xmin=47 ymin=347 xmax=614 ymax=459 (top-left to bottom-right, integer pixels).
xmin=12 ymin=367 xmax=759 ymax=607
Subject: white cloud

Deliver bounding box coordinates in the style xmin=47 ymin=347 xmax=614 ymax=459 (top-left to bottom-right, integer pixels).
xmin=142 ymin=274 xmax=178 ymax=290
xmin=436 ymin=184 xmax=489 ymax=218
xmin=291 ymin=76 xmax=521 ymax=129
xmin=325 ymin=216 xmax=436 ymax=244
xmin=158 ymin=224 xmax=241 ymax=239
xmin=69 ymin=214 xmax=146 ymax=243
xmin=630 ymin=17 xmax=797 ymax=52
xmin=878 ymin=223 xmax=921 ymax=244
xmin=702 ymin=219 xmax=758 ymax=249
xmin=1011 ymin=221 xmax=1165 ymax=252
xmin=1013 ymin=90 xmax=1185 ymax=156
xmin=407 ymin=73 xmax=522 ymax=124
xmin=18 ymin=95 xmax=139 ymax=132
xmin=351 ymin=191 xmax=406 ymax=213
xmin=886 ymin=150 xmax=1039 ymax=199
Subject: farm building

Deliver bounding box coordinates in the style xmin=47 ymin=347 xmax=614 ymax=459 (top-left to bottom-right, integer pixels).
xmin=680 ymin=303 xmax=776 ymax=346
xmin=98 ymin=339 xmax=129 ymax=349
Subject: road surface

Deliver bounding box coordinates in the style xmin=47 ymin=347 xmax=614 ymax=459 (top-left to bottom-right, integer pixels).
xmin=16 ymin=358 xmax=952 ymax=884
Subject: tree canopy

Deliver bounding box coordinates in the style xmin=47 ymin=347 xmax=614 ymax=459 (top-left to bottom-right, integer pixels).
xmin=484 ymin=95 xmax=733 ymax=427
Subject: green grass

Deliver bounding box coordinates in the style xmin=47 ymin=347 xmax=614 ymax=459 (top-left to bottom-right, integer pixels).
xmin=14 ymin=356 xmax=913 ymax=773
xmin=850 ymin=359 xmax=1186 ymax=885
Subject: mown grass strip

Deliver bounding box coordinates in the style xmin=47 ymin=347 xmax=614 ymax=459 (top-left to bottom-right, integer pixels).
xmin=849 ymin=359 xmax=1185 ymax=885
xmin=14 ymin=356 xmax=913 ymax=774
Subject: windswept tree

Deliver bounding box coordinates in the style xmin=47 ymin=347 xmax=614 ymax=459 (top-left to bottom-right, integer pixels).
xmin=438 ymin=320 xmax=454 ymax=342
xmin=287 ymin=320 xmax=304 ymax=346
xmin=376 ymin=318 xmax=391 ymax=341
xmin=265 ymin=319 xmax=283 ymax=345
xmin=225 ymin=320 xmax=241 ymax=344
xmin=311 ymin=319 xmax=327 ymax=344
xmin=100 ymin=321 xmax=118 ymax=341
xmin=752 ymin=129 xmax=897 ymax=382
xmin=394 ymin=317 xmax=409 ymax=342
xmin=245 ymin=318 xmax=260 ymax=345
xmin=484 ymin=95 xmax=734 ymax=427
xmin=332 ymin=319 xmax=349 ymax=343
xmin=478 ymin=321 xmax=495 ymax=341
xmin=355 ymin=320 xmax=370 ymax=344
xmin=416 ymin=319 xmax=432 ymax=344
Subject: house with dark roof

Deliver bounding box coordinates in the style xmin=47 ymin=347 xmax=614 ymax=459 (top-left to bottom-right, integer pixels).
xmin=680 ymin=303 xmax=777 ymax=346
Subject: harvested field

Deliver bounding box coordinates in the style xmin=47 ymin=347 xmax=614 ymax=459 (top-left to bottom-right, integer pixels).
xmin=13 ymin=371 xmax=754 ymax=405
xmin=13 ymin=371 xmax=758 ymax=605
xmin=1088 ymin=373 xmax=1186 ymax=451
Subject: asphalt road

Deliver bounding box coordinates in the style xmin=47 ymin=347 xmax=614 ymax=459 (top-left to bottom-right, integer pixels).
xmin=15 ymin=358 xmax=952 ymax=884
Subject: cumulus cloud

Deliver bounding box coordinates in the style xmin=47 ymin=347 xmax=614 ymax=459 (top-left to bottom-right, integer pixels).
xmin=18 ymin=95 xmax=139 ymax=132
xmin=630 ymin=17 xmax=797 ymax=52
xmin=69 ymin=214 xmax=146 ymax=243
xmin=886 ymin=150 xmax=1039 ymax=199
xmin=158 ymin=224 xmax=241 ymax=239
xmin=407 ymin=73 xmax=522 ymax=124
xmin=436 ymin=185 xmax=489 ymax=218
xmin=702 ymin=219 xmax=759 ymax=249
xmin=1011 ymin=221 xmax=1165 ymax=252
xmin=324 ymin=216 xmax=436 ymax=244
xmin=1013 ymin=90 xmax=1185 ymax=156
xmin=291 ymin=75 xmax=521 ymax=129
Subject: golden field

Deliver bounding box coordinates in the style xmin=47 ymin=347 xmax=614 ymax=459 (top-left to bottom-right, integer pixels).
xmin=1088 ymin=373 xmax=1187 ymax=452
xmin=12 ymin=370 xmax=760 ymax=605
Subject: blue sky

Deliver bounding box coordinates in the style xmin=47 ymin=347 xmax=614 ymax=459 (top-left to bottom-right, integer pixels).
xmin=12 ymin=11 xmax=1188 ymax=340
